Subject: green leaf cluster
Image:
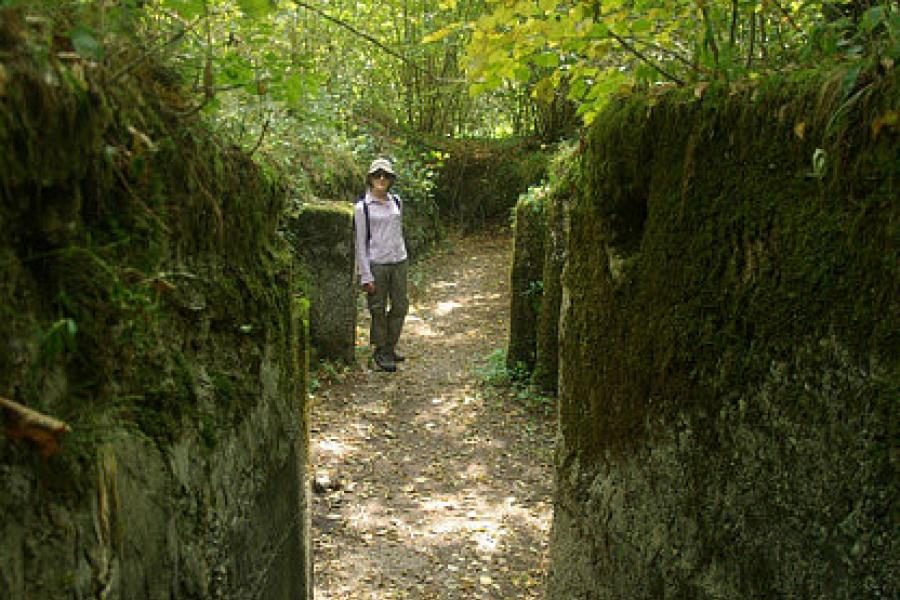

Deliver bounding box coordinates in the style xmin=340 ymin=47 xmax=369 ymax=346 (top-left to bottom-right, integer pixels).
xmin=463 ymin=0 xmax=899 ymax=124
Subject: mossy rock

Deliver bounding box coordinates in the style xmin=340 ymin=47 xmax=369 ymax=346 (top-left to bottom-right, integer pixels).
xmin=507 ymin=192 xmax=547 ymax=372
xmin=532 ymin=179 xmax=573 ymax=393
xmin=550 ymin=66 xmax=898 ymax=598
xmin=286 ymin=201 xmax=356 ymax=364
xmin=0 ymin=9 xmax=311 ymax=597
xmin=433 ymin=138 xmax=550 ymax=231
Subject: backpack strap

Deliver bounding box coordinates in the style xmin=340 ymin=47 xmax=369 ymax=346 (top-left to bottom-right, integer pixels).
xmin=391 ymin=193 xmax=402 ymax=242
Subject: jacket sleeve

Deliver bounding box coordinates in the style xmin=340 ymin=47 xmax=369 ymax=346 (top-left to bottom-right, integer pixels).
xmin=354 ymin=201 xmax=373 ymax=285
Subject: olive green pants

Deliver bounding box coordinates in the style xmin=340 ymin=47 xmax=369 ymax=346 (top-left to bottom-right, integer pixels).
xmin=366 ymin=261 xmax=408 ymax=357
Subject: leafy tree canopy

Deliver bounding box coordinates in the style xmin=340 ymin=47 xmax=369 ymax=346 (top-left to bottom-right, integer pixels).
xmin=450 ymin=0 xmax=899 ymax=123
xmin=7 ymin=0 xmax=895 ymax=200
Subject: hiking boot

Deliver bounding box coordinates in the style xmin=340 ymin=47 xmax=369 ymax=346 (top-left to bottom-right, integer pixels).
xmin=390 ymin=350 xmax=405 ymax=362
xmin=373 ymin=352 xmax=396 ymax=372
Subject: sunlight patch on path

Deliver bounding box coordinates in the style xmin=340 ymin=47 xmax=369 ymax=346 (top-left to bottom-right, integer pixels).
xmin=311 ymin=233 xmax=553 ymax=600
xmin=435 ymin=300 xmax=463 ymax=315
xmin=316 ymin=438 xmax=356 ymax=458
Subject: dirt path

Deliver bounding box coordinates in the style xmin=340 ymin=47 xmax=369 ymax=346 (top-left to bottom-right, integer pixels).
xmin=310 ymin=231 xmax=556 ymax=600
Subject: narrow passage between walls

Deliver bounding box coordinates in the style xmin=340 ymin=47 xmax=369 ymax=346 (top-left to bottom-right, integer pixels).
xmin=310 ymin=231 xmax=556 ymax=600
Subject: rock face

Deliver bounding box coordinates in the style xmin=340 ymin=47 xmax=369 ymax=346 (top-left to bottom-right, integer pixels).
xmin=288 ymin=201 xmax=358 ymax=364
xmin=508 ymin=194 xmax=547 ymax=373
xmin=532 ymin=161 xmax=575 ymax=394
xmin=432 ymin=138 xmax=549 ymax=231
xmin=1 ymin=297 xmax=311 ymax=600
xmin=0 ymin=12 xmax=311 ymax=598
xmin=548 ymin=70 xmax=898 ymax=598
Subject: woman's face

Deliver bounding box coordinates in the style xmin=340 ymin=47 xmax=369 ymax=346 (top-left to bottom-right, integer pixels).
xmin=370 ymin=170 xmax=393 ymax=194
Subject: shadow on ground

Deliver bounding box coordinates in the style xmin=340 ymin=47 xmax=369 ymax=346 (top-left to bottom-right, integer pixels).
xmin=310 ymin=231 xmax=556 ymax=600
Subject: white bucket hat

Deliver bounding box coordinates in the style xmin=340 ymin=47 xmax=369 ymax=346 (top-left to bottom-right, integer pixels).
xmin=367 ymin=158 xmax=396 ymax=177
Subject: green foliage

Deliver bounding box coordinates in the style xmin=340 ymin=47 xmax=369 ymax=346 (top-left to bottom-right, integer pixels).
xmin=561 ymin=64 xmax=898 ymax=462
xmin=475 ymin=348 xmax=555 ymax=413
xmin=464 ymin=1 xmax=900 ymax=125
xmin=526 ymin=278 xmax=544 ymax=315
xmin=434 ymin=138 xmax=550 ymax=230
xmin=511 ymin=181 xmax=549 ymax=227
xmin=0 ymin=2 xmax=298 ymax=465
xmin=68 ymin=24 xmax=103 ymax=60
xmin=37 ymin=318 xmax=78 ymax=365
xmin=476 ymin=348 xmax=526 ymax=385
xmin=309 ymin=358 xmax=350 ymax=393
xmin=134 ymin=0 xmax=519 ymax=171
xmin=17 ymin=0 xmax=552 ymax=210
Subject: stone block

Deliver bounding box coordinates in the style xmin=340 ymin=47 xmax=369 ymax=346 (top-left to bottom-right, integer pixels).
xmin=287 ymin=201 xmax=357 ymax=363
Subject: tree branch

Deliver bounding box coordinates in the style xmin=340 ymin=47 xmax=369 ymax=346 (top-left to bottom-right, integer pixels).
xmin=700 ymin=5 xmax=721 ymax=72
xmin=747 ymin=12 xmax=757 ymax=69
xmin=248 ymin=117 xmax=271 ymax=156
xmin=632 ymin=37 xmax=697 ymax=73
xmin=292 ymin=1 xmax=464 ymax=84
xmin=770 ymin=0 xmax=802 ymax=32
xmin=730 ymin=0 xmax=739 ymax=47
xmin=607 ymin=30 xmax=685 ymax=85
xmin=293 ymin=2 xmax=411 ymax=64
xmin=109 ymin=15 xmax=203 ymax=84
xmin=1 ymin=396 xmax=71 ymax=457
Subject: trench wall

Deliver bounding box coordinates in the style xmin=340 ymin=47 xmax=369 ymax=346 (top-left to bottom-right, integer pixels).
xmin=288 ymin=202 xmax=357 ymax=364
xmin=508 ymin=195 xmax=547 ymax=372
xmin=508 ymin=147 xmax=577 ymax=392
xmin=548 ymin=68 xmax=898 ymax=598
xmin=433 ymin=137 xmax=549 ymax=230
xmin=0 ymin=11 xmax=311 ymax=599
xmin=532 ymin=185 xmax=569 ymax=393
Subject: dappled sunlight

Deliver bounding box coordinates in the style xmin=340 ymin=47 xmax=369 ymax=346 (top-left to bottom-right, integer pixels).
xmin=464 ymin=462 xmax=486 ymax=480
xmin=345 ymin=498 xmax=388 ymax=529
xmin=404 ymin=282 xmax=509 ymax=348
xmin=339 ymin=485 xmax=550 ymax=560
xmin=429 ymin=279 xmax=459 ymax=289
xmin=312 ymin=232 xmax=552 ymax=599
xmin=316 ymin=437 xmax=357 ymax=458
xmin=400 ymin=328 xmax=497 ymax=355
xmin=411 ymin=389 xmax=479 ymax=424
xmin=435 ymin=300 xmax=463 ymax=316
xmin=416 ymin=494 xmax=524 ymax=543
xmin=470 ymin=292 xmax=503 ymax=303
xmin=404 ymin=312 xmax=438 ymax=338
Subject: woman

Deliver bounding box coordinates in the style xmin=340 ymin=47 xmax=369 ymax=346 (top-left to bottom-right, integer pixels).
xmin=354 ymin=158 xmax=408 ymax=372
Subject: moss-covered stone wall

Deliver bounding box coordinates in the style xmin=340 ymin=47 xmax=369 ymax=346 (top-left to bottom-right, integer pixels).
xmin=287 ymin=201 xmax=357 ymax=364
xmin=532 ymin=178 xmax=573 ymax=393
xmin=508 ymin=145 xmax=576 ymax=391
xmin=433 ymin=137 xmax=550 ymax=230
xmin=0 ymin=10 xmax=310 ymax=598
xmin=549 ymin=67 xmax=898 ymax=598
xmin=507 ymin=194 xmax=547 ymax=372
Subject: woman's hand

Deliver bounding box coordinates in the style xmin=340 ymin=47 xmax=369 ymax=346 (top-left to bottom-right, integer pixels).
xmin=363 ymin=282 xmax=376 ymax=295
